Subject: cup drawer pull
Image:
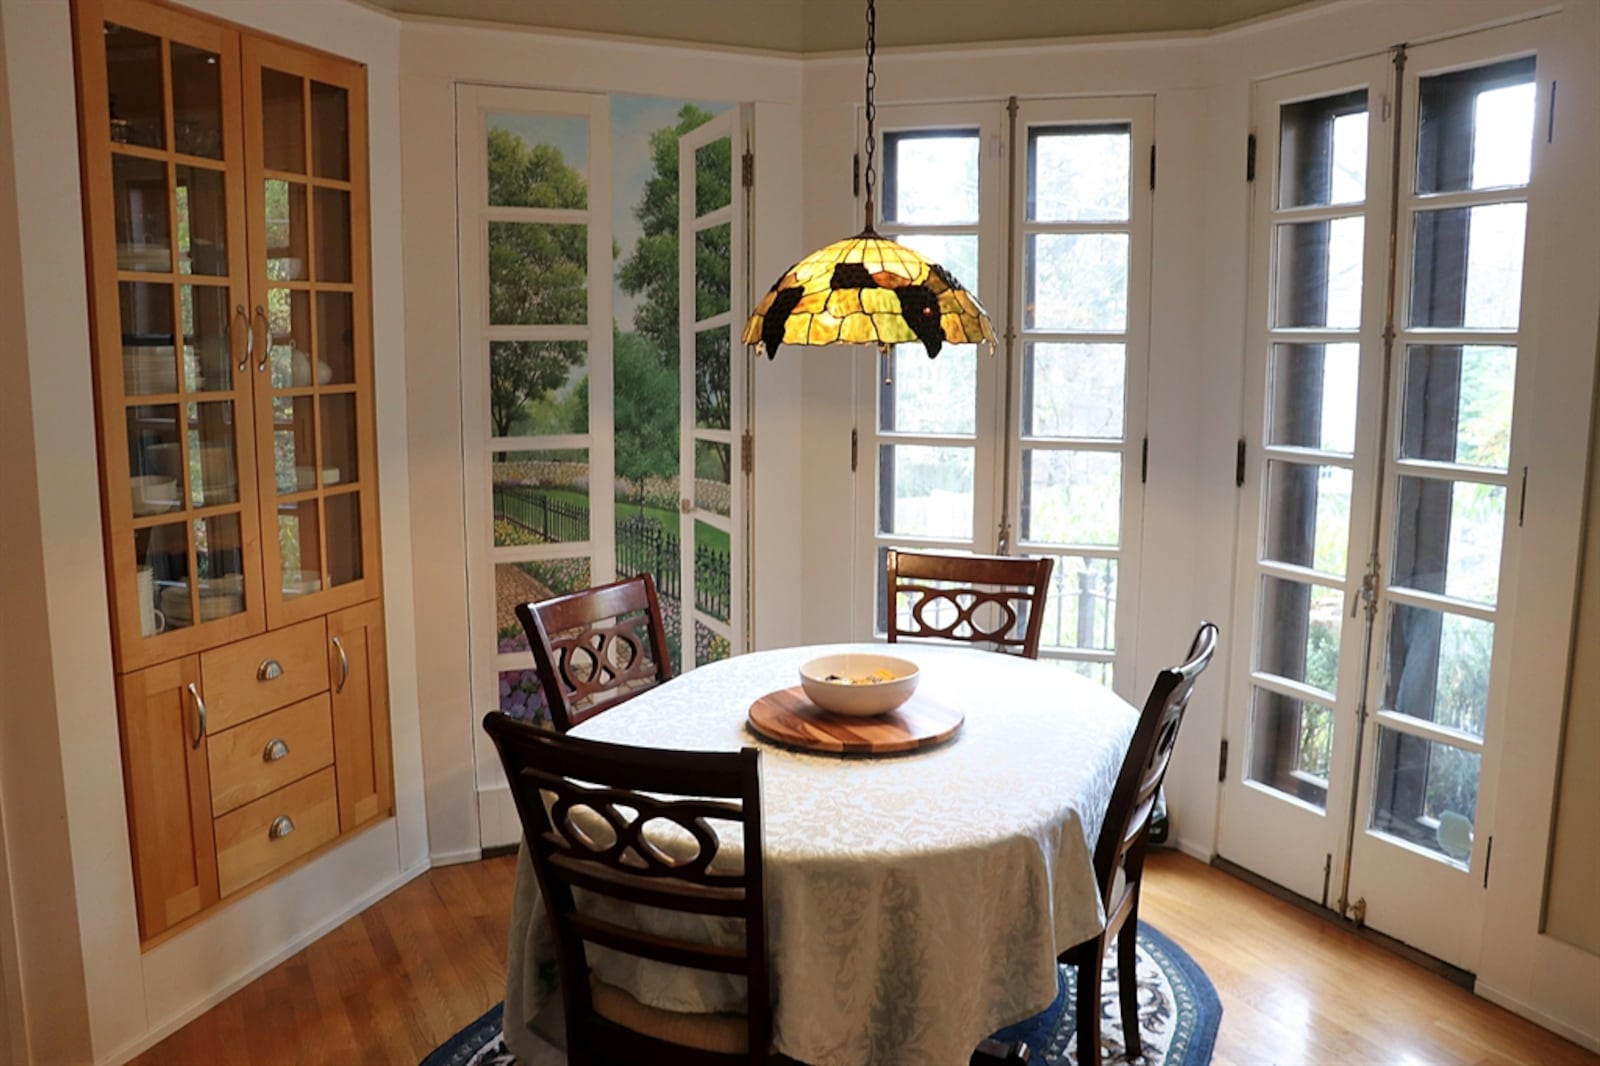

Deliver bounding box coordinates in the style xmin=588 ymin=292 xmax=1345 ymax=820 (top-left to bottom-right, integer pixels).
xmin=257 ymin=658 xmax=284 ymax=681
xmin=268 ymin=815 xmax=296 ymax=840
xmin=263 ymin=738 xmax=290 ymax=762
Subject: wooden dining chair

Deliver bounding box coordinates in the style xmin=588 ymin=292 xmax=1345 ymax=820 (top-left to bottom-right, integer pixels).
xmin=483 ymin=712 xmax=779 ymax=1065
xmin=886 ymin=549 xmax=1056 ymax=659
xmin=1062 ymin=621 xmax=1218 ymax=1064
xmin=515 ymin=573 xmax=673 ymax=732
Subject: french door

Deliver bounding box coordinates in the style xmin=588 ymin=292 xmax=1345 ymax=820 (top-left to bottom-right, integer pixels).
xmin=677 ymin=106 xmax=751 ymax=666
xmin=854 ymin=98 xmax=1153 ymax=697
xmin=1219 ymin=23 xmax=1549 ymax=971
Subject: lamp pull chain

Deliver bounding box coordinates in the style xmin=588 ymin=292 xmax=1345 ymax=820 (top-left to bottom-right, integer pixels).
xmin=862 ymin=0 xmax=877 ymax=234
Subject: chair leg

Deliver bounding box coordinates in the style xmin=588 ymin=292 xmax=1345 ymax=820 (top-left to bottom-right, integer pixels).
xmin=1117 ymin=919 xmax=1142 ymax=1059
xmin=1074 ymin=943 xmax=1103 ymax=1066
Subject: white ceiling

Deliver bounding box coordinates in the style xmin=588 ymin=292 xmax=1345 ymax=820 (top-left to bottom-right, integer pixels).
xmin=369 ymin=0 xmax=1326 ymax=53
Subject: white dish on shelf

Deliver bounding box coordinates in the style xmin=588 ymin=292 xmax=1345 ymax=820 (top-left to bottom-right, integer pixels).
xmin=322 ymin=467 xmax=342 ymax=485
xmin=282 ymin=574 xmax=323 ymax=597
xmin=123 ymin=346 xmax=178 ymax=393
xmin=130 ymin=475 xmax=180 ymax=515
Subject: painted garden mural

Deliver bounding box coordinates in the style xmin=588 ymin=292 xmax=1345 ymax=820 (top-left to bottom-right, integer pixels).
xmin=486 ymin=97 xmax=733 ymax=723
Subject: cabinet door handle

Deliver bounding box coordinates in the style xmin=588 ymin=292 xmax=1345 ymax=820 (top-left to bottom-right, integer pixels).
xmin=187 ymin=682 xmax=207 ymax=750
xmin=268 ymin=815 xmax=295 ymax=840
xmin=252 ymin=304 xmax=269 ymax=372
xmin=263 ymin=738 xmax=290 ymax=762
xmin=333 ymin=636 xmax=349 ymax=694
xmin=257 ymin=658 xmax=284 ymax=681
xmin=234 ymin=303 xmax=251 ymax=372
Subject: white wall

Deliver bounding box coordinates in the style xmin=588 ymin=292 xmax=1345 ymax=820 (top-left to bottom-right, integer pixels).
xmin=397 ymin=17 xmax=804 ymax=860
xmin=0 ymin=0 xmax=428 ymax=1060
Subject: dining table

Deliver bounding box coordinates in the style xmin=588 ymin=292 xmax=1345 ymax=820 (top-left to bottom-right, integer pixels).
xmin=500 ymin=641 xmax=1141 ymax=1066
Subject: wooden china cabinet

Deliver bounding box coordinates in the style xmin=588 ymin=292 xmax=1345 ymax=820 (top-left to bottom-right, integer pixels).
xmin=71 ymin=0 xmax=393 ymax=943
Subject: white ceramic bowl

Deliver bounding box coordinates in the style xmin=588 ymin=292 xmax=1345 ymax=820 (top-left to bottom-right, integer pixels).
xmin=799 ymin=653 xmax=920 ymax=717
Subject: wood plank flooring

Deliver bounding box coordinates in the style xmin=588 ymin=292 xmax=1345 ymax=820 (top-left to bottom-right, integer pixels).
xmin=128 ymin=849 xmax=1599 ymax=1065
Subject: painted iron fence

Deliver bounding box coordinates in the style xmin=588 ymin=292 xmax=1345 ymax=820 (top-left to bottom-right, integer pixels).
xmin=494 ymin=484 xmax=730 ymax=622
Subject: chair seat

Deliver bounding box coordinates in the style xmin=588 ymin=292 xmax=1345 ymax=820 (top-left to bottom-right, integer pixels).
xmin=591 ymin=976 xmax=751 ymax=1055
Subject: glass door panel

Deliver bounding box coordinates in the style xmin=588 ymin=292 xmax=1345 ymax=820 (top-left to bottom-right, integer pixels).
xmin=264 ymin=179 xmax=309 ymax=280
xmin=1359 ymin=55 xmax=1536 ymax=889
xmin=1013 ymin=103 xmax=1150 ymax=691
xmin=170 ymin=42 xmax=223 ymax=159
xmin=678 ymin=108 xmax=746 ymax=670
xmin=310 ymin=82 xmax=350 ymax=180
xmin=246 ymin=42 xmax=375 ymax=622
xmin=105 ymin=23 xmax=165 ymax=149
xmin=90 ymin=2 xmax=259 ymax=666
xmin=1218 ymin=56 xmax=1391 ymax=905
xmin=186 ymin=400 xmax=240 ymax=507
xmin=1225 ymin=33 xmax=1545 ymax=972
xmin=113 ymin=155 xmax=172 ymax=272
xmin=260 ymin=69 xmax=306 ymax=172
xmin=867 ymin=116 xmax=996 ymax=636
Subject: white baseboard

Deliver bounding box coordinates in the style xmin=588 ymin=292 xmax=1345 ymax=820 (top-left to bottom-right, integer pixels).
xmin=99 ymin=857 xmax=431 ymax=1066
xmin=477 ymin=783 xmax=520 ymax=849
xmin=1173 ymin=838 xmax=1213 ymax=864
xmin=430 ymin=846 xmax=486 ymax=866
xmin=1476 ymin=980 xmax=1600 ymax=1053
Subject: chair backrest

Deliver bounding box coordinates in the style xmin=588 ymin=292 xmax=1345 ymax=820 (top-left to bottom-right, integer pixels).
xmin=482 ymin=712 xmax=770 ymax=1063
xmin=886 ymin=549 xmax=1056 ymax=659
xmin=1093 ymin=622 xmax=1219 ymax=899
xmin=515 ymin=574 xmax=673 ymax=732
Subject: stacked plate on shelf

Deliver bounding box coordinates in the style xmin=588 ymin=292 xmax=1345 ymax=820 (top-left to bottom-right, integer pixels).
xmin=123 ymin=346 xmax=178 ymax=394
xmin=160 ymin=574 xmax=246 ymax=625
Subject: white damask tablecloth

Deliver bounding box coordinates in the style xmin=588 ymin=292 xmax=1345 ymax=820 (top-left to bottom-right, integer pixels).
xmin=501 ymin=642 xmax=1139 ymax=1066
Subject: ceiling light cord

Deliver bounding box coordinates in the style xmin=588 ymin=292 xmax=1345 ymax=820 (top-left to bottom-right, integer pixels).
xmin=862 ymin=0 xmax=878 ymax=234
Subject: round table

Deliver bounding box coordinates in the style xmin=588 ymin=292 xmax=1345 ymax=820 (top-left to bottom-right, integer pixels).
xmin=501 ymin=642 xmax=1140 ymax=1066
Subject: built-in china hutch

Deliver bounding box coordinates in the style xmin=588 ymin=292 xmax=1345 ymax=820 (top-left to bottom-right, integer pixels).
xmin=70 ymin=0 xmax=392 ymax=943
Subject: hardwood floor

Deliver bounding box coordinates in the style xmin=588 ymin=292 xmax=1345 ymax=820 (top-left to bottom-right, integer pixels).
xmin=128 ymin=849 xmax=1600 ymax=1065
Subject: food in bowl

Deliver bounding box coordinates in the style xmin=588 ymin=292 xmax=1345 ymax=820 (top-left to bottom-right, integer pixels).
xmin=799 ymin=653 xmax=919 ymax=716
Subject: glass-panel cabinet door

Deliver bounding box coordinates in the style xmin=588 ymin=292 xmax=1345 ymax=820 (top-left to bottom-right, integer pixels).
xmin=77 ymin=0 xmax=264 ymax=669
xmin=242 ymin=38 xmax=377 ymax=627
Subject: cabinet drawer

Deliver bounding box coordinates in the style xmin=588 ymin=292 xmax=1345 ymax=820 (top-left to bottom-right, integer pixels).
xmin=214 ymin=767 xmax=339 ymax=897
xmin=201 ymin=618 xmax=329 ymax=732
xmin=207 ymin=694 xmax=334 ymax=815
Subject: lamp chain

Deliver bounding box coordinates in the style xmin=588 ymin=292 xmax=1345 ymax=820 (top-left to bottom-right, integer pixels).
xmin=862 ymin=0 xmax=877 ymax=233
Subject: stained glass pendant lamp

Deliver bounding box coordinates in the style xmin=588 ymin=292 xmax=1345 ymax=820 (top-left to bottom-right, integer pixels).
xmin=741 ymin=0 xmax=995 ymax=363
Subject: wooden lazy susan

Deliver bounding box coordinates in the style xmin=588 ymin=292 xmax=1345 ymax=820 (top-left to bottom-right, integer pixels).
xmin=747 ymin=686 xmax=964 ymax=755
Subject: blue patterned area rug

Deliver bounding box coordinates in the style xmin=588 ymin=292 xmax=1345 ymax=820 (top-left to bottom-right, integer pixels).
xmin=421 ymin=921 xmax=1219 ymax=1066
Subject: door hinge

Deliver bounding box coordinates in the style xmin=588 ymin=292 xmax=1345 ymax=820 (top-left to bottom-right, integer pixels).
xmin=740 ymin=428 xmax=754 ymax=474
xmin=1149 ymin=143 xmax=1157 ymax=190
xmin=1246 ymin=133 xmax=1257 ymax=182
xmin=742 ymin=150 xmax=755 ymax=188
xmin=1140 ymin=436 xmax=1149 ymax=484
xmin=1235 ymin=438 xmax=1247 ymax=487
xmin=1218 ymin=738 xmax=1229 ymax=782
xmin=850 ymin=427 xmax=859 ymax=473
xmin=853 ymin=153 xmax=860 ymax=198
